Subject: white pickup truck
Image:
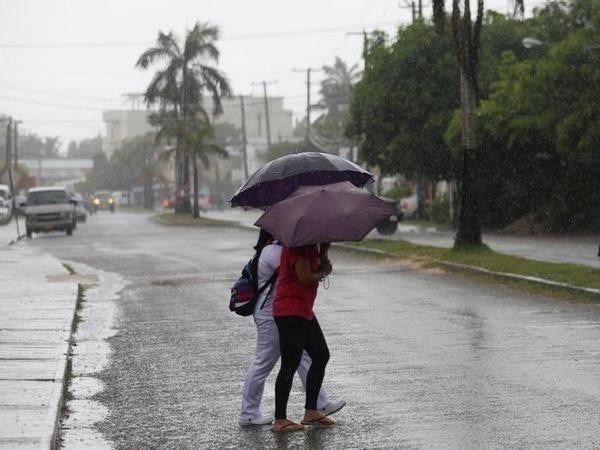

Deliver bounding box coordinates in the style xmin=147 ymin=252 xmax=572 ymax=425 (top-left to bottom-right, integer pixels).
xmin=25 ymin=186 xmax=75 ymax=238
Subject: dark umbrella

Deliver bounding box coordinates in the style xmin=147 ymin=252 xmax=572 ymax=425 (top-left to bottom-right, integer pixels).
xmin=254 ymin=182 xmax=396 ymax=247
xmin=230 ymin=152 xmax=373 ymax=209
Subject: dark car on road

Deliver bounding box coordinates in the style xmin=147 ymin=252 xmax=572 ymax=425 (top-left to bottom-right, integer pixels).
xmin=92 ymin=191 xmax=116 ymax=213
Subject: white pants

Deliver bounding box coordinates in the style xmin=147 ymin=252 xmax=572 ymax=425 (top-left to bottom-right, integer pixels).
xmin=240 ymin=318 xmax=330 ymax=420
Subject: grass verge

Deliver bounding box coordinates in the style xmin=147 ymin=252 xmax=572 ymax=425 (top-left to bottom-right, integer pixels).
xmin=62 ymin=263 xmax=75 ymax=275
xmin=117 ymin=205 xmax=155 ymax=214
xmin=154 ymin=212 xmax=238 ymax=228
xmin=346 ymin=239 xmax=600 ymax=302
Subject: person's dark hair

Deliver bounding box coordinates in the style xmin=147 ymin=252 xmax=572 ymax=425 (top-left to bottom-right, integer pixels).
xmin=250 ymin=229 xmax=273 ymax=276
xmin=254 ymin=228 xmax=273 ymax=253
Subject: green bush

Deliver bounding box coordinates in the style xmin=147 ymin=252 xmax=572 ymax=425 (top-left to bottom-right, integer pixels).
xmin=428 ymin=194 xmax=451 ymax=224
xmin=381 ymin=185 xmax=411 ymax=200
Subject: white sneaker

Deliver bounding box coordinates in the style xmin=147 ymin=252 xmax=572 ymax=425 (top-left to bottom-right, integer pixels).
xmin=319 ymin=399 xmax=346 ymax=416
xmin=239 ymin=415 xmax=274 ymax=426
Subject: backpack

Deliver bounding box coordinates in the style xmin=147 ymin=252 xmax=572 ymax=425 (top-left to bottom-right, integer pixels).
xmin=229 ymin=250 xmax=278 ymax=317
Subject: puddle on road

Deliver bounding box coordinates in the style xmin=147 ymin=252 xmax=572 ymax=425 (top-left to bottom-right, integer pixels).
xmin=59 ymin=261 xmax=125 ymax=450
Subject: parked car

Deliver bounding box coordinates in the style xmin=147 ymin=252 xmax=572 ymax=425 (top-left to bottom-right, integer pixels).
xmin=376 ymin=196 xmax=404 ymax=235
xmin=400 ymin=193 xmax=418 ymax=219
xmin=24 ymin=186 xmax=76 ymax=238
xmin=0 ymin=197 xmax=10 ymax=223
xmin=70 ymin=193 xmax=88 ymax=223
xmin=0 ymin=184 xmax=13 ymax=223
xmin=92 ymin=191 xmax=116 ymax=212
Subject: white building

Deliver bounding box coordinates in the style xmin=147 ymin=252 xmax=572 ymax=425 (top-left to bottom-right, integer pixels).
xmin=102 ymin=95 xmax=294 ymax=158
xmin=213 ymin=95 xmax=294 ymax=144
xmin=102 ymin=110 xmax=155 ymax=158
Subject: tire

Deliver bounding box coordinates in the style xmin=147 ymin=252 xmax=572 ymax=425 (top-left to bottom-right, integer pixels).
xmin=26 ymin=228 xmax=32 ymax=239
xmin=376 ymin=218 xmax=398 ymax=235
xmin=66 ymin=226 xmax=73 ymax=236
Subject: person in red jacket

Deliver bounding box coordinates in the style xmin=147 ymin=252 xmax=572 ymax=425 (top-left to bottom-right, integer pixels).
xmin=271 ymin=242 xmax=334 ymax=432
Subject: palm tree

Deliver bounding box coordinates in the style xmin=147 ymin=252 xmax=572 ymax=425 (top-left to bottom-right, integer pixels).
xmin=313 ymin=57 xmax=361 ymax=144
xmin=136 ymin=22 xmax=231 ymax=214
xmin=432 ymin=0 xmax=523 ymax=247
xmin=179 ymin=118 xmax=227 ymax=217
xmin=318 ymin=57 xmax=360 ymax=114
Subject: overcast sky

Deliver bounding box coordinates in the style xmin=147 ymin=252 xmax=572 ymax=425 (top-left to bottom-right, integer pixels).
xmin=0 ymin=0 xmax=548 ymax=149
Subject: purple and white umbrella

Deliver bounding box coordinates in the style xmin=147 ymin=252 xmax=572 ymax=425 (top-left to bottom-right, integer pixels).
xmin=254 ymin=182 xmax=396 ymax=248
xmin=230 ymin=152 xmax=373 ymax=210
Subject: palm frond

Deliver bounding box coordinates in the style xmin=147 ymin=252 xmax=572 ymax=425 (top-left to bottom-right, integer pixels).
xmin=158 ymin=147 xmax=176 ymax=161
xmin=136 ymin=32 xmax=180 ymax=69
xmin=184 ymin=22 xmax=221 ymax=62
xmin=198 ymin=65 xmax=232 ymax=98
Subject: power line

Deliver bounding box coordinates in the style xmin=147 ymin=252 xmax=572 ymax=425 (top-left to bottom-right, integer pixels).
xmin=0 ymin=83 xmax=122 ymax=103
xmin=0 ymin=94 xmax=111 ymax=111
xmin=0 ymin=22 xmax=400 ymax=49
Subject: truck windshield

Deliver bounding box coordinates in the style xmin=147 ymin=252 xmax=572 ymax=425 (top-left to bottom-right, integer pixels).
xmin=28 ymin=190 xmax=68 ymax=206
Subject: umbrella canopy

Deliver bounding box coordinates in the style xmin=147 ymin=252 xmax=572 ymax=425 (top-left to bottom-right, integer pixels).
xmin=230 ymin=152 xmax=373 ymax=209
xmin=254 ymin=182 xmax=396 ymax=247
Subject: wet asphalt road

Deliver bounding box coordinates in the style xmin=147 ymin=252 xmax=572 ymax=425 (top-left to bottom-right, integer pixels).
xmin=27 ymin=211 xmax=600 ymax=449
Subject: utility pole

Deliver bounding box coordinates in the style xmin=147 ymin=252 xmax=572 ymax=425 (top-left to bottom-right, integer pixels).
xmin=399 ymin=0 xmax=423 ymax=22
xmin=346 ymin=30 xmax=369 ymax=61
xmin=239 ymin=95 xmax=249 ymax=178
xmin=5 ymin=118 xmax=12 ymax=171
xmin=13 ymin=120 xmax=22 ymax=168
xmin=252 ymin=80 xmax=277 ymax=150
xmin=262 ymin=82 xmax=272 ymax=149
xmin=293 ymin=67 xmax=321 ymax=147
xmin=257 ymin=112 xmax=262 ymax=137
xmin=4 ymin=118 xmax=20 ymax=237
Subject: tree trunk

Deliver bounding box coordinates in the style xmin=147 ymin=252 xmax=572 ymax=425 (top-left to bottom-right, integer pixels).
xmin=143 ymin=182 xmax=153 ymax=209
xmin=454 ymin=70 xmax=482 ymax=246
xmin=181 ymin=153 xmax=191 ymax=214
xmin=174 ymin=146 xmax=184 ymax=214
xmin=192 ymin=154 xmax=200 ymax=218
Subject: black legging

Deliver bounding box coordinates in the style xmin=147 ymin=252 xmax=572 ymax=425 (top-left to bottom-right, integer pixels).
xmin=274 ymin=316 xmax=330 ymax=419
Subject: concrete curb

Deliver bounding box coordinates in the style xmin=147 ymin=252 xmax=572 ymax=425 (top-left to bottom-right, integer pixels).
xmin=436 ymin=261 xmax=600 ymax=297
xmin=157 ymin=213 xmax=600 ymax=298
xmin=333 ymin=243 xmax=600 ymax=298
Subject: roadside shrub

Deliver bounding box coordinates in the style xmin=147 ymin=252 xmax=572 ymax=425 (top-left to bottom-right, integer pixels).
xmin=382 ymin=185 xmax=411 ymax=200
xmin=428 ymin=194 xmax=451 ymax=225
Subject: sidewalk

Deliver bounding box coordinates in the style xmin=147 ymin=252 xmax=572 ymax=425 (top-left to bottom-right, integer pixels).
xmin=0 ymin=224 xmax=78 ymax=450
xmin=204 ymin=208 xmax=600 ymax=268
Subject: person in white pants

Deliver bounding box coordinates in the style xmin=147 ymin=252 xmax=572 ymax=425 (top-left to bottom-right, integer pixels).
xmin=239 ymin=230 xmax=345 ymax=426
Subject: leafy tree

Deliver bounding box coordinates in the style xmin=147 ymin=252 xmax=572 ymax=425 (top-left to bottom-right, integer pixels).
xmin=347 ymin=24 xmax=459 ymax=182
xmin=77 ymin=133 xmax=168 ymax=207
xmin=67 ymin=136 xmax=102 ymax=159
xmin=262 ymin=140 xmax=306 ymax=162
xmin=213 ymin=122 xmax=242 ymax=147
xmin=447 ymin=0 xmax=600 ymax=232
